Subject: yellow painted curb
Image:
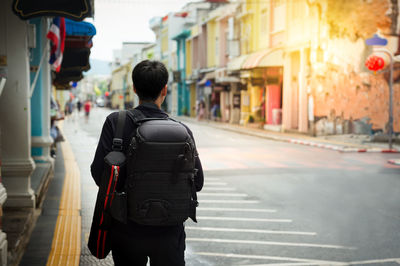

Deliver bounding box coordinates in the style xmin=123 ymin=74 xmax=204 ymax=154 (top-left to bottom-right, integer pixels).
xmin=47 ymin=121 xmax=81 ymax=266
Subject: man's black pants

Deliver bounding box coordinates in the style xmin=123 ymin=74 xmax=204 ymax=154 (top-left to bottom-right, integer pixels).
xmin=110 ymin=226 xmax=186 ymax=266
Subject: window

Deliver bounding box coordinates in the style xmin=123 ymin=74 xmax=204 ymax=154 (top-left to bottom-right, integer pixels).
xmin=260 ymin=8 xmax=268 ymax=33
xmin=272 ymin=0 xmax=285 ymax=32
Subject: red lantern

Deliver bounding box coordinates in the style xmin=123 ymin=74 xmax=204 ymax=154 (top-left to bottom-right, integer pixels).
xmin=365 ymin=52 xmax=390 ymax=72
xmin=105 ymin=91 xmax=109 ymax=97
xmin=119 ymin=95 xmax=124 ymax=99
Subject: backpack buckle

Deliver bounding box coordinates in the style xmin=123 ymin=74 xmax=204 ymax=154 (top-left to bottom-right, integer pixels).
xmin=112 ymin=138 xmax=123 ymax=151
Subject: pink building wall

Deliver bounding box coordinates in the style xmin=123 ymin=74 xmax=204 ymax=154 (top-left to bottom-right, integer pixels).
xmin=219 ymin=18 xmax=228 ymax=67
xmin=198 ymin=24 xmax=207 ymax=69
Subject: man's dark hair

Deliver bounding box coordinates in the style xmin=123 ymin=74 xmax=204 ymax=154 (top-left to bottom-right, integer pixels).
xmin=132 ymin=60 xmax=169 ymax=101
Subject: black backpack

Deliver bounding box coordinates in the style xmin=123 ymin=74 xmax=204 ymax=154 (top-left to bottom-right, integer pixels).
xmin=111 ymin=109 xmax=199 ymax=226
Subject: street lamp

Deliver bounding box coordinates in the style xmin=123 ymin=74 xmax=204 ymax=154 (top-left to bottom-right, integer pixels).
xmin=365 ymin=34 xmax=396 ymax=150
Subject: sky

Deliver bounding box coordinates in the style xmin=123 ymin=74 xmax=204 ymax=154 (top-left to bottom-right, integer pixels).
xmin=88 ymin=0 xmax=194 ymax=61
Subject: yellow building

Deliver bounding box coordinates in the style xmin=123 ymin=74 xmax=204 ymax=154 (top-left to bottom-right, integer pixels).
xmin=185 ymin=32 xmax=197 ymax=117
xmin=237 ymin=0 xmax=267 ymax=125
xmin=236 ymin=0 xmax=285 ymax=127
xmin=207 ymin=14 xmax=218 ymax=69
xmin=282 ymin=0 xmax=317 ymax=133
xmin=110 ymin=62 xmax=133 ymax=110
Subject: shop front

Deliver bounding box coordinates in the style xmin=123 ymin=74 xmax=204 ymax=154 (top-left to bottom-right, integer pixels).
xmin=226 ymin=54 xmax=249 ymax=124
xmin=215 ymin=67 xmax=241 ymax=123
xmin=240 ymin=49 xmax=284 ymax=128
xmin=197 ymin=71 xmax=216 ymax=120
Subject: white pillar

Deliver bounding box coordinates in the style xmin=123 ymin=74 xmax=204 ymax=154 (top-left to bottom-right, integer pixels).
xmin=282 ymin=52 xmax=292 ymax=131
xmin=0 ymin=3 xmax=10 ymax=265
xmin=0 ymin=0 xmax=35 ymax=208
xmin=0 ymin=130 xmax=8 ymax=266
xmin=298 ymin=48 xmax=308 ymax=133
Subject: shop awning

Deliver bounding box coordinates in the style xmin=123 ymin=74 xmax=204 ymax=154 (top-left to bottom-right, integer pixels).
xmin=198 ymin=72 xmax=216 ymax=85
xmin=65 ymin=19 xmax=96 ymax=36
xmin=216 ymin=76 xmax=240 ymax=83
xmin=54 ymin=70 xmax=83 ymax=84
xmin=242 ymin=49 xmax=284 ymax=69
xmin=65 ymin=36 xmax=93 ymax=49
xmin=258 ymin=49 xmax=284 ymax=68
xmin=53 ymin=82 xmax=71 ymax=90
xmin=61 ymin=47 xmax=91 ymax=71
xmin=215 ymin=67 xmax=240 ymax=83
xmin=172 ymin=29 xmax=191 ymax=40
xmin=227 ymin=54 xmax=249 ymax=71
xmin=12 ymin=0 xmax=93 ymax=21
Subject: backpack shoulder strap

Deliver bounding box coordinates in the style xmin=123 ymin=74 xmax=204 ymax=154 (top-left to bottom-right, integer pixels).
xmin=112 ymin=110 xmax=126 ymax=151
xmin=128 ymin=108 xmax=147 ymax=124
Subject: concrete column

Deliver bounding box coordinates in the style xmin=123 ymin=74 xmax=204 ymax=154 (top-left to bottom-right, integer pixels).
xmin=0 ymin=4 xmax=9 ymax=265
xmin=298 ymin=48 xmax=308 ymax=133
xmin=0 ymin=129 xmax=8 ymax=266
xmin=0 ymin=0 xmax=35 ymax=208
xmin=282 ymin=52 xmax=292 ymax=131
xmin=30 ymin=18 xmax=53 ymax=163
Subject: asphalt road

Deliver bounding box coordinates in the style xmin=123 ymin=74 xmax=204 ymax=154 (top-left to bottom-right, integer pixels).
xmin=62 ymin=107 xmax=400 ymax=266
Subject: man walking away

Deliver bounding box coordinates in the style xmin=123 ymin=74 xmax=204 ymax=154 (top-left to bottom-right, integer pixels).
xmin=90 ymin=60 xmax=204 ymax=266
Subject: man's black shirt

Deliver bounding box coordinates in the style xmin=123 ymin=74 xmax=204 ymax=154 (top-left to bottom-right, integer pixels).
xmin=90 ymin=102 xmax=204 ymax=235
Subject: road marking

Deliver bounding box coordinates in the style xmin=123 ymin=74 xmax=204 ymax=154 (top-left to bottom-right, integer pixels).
xmin=205 ymin=178 xmax=221 ymax=181
xmin=202 ymin=187 xmax=236 ymax=191
xmin=197 ymin=207 xmax=276 ymax=213
xmin=186 ymin=226 xmax=317 ymax=236
xmin=240 ymin=263 xmax=336 ymax=266
xmin=197 ymin=217 xmax=292 ymax=222
xmin=199 ymin=193 xmax=248 ymax=197
xmin=46 ymin=131 xmax=81 ymax=266
xmin=194 ymin=252 xmax=343 ymax=265
xmin=346 ymin=258 xmax=400 ymax=265
xmin=241 ymin=258 xmax=400 ymax=266
xmin=200 ymin=200 xmax=260 ymax=204
xmin=205 ymin=182 xmax=227 ymax=186
xmin=188 ymin=238 xmax=356 ymax=250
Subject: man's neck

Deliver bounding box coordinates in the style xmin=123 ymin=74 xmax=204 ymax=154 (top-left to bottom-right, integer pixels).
xmin=139 ymin=100 xmax=161 ymax=109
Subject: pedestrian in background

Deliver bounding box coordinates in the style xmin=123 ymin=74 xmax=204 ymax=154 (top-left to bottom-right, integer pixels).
xmin=197 ymin=99 xmax=205 ymax=121
xmin=65 ymin=98 xmax=73 ymax=117
xmin=77 ymin=99 xmax=82 ymax=113
xmin=84 ymin=100 xmax=91 ymax=119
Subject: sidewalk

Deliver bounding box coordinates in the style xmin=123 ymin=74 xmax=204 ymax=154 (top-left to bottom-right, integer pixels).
xmin=176 ymin=116 xmax=400 ymax=153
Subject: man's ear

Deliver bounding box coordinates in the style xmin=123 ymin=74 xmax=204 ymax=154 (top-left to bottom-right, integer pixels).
xmin=133 ymin=85 xmax=137 ymax=95
xmin=161 ymin=85 xmax=167 ymax=97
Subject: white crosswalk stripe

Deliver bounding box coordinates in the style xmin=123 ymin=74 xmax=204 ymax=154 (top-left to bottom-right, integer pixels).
xmin=198 ymin=192 xmax=248 ymax=197
xmin=186 ymin=226 xmax=317 ymax=236
xmin=197 ymin=216 xmax=292 ymax=222
xmin=200 ymin=200 xmax=260 ymax=203
xmin=187 ymin=238 xmax=356 ymax=249
xmin=197 ymin=207 xmax=276 ymax=213
xmin=201 ymin=187 xmax=236 ymax=191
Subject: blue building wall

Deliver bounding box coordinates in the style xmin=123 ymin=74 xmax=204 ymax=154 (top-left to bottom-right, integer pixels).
xmin=30 ymin=18 xmax=44 ymax=157
xmin=176 ymin=33 xmax=191 ymax=116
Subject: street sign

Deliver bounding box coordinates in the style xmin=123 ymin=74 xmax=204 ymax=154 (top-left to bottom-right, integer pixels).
xmin=365 ymin=34 xmax=388 ymax=46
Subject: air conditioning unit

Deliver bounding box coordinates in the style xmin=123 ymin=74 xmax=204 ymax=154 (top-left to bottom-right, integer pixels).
xmin=192 ymin=68 xmax=200 ymax=79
